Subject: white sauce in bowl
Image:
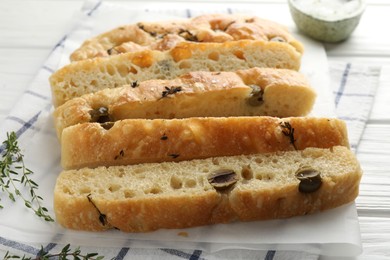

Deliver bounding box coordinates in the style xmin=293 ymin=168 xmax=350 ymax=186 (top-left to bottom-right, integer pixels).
xmin=291 ymin=0 xmax=364 ymax=21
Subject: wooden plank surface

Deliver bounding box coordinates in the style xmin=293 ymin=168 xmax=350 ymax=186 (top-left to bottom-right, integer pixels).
xmin=0 ymin=1 xmax=389 ymax=259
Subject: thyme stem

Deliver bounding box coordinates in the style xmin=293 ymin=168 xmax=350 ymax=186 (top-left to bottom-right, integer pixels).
xmin=3 ymin=244 xmax=106 ymax=260
xmin=0 ymin=132 xmax=54 ymax=222
xmin=280 ymin=121 xmax=297 ymax=150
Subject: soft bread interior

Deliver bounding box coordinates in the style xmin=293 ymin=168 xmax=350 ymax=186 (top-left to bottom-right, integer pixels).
xmin=54 ymin=146 xmax=362 ymax=232
xmin=53 ymin=68 xmax=316 ymax=138
xmin=50 ymin=40 xmax=302 ymax=107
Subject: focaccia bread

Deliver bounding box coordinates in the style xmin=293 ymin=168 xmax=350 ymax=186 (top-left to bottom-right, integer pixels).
xmin=50 ymin=40 xmax=303 ymax=107
xmin=53 ymin=68 xmax=316 ymax=138
xmin=60 ymin=117 xmax=349 ymax=170
xmin=54 ymin=146 xmax=362 ymax=232
xmin=70 ymin=13 xmax=303 ymax=62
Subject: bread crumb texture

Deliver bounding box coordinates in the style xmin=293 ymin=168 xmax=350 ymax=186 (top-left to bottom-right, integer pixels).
xmin=54 ymin=146 xmax=362 ymax=232
xmin=50 ymin=40 xmax=302 ymax=106
xmin=53 ymin=68 xmax=316 ymax=138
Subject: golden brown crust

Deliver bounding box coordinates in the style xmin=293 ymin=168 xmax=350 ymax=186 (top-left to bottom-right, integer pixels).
xmin=54 ymin=146 xmax=362 ymax=232
xmin=70 ymin=14 xmax=303 ymax=61
xmin=50 ymin=40 xmax=303 ymax=107
xmin=53 ymin=68 xmax=316 ymax=138
xmin=60 ymin=117 xmax=349 ymax=170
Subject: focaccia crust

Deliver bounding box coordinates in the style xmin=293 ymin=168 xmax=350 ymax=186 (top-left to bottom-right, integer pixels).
xmin=70 ymin=13 xmax=303 ymax=61
xmin=54 ymin=146 xmax=361 ymax=232
xmin=60 ymin=117 xmax=349 ymax=170
xmin=50 ymin=40 xmax=303 ymax=107
xmin=53 ymin=68 xmax=316 ymax=138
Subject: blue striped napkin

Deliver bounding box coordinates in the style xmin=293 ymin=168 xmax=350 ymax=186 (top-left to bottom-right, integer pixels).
xmin=329 ymin=62 xmax=380 ymax=151
xmin=0 ymin=1 xmax=381 ymax=259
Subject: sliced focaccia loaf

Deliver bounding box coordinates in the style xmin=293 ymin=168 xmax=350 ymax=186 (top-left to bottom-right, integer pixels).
xmin=60 ymin=117 xmax=349 ymax=170
xmin=54 ymin=146 xmax=362 ymax=232
xmin=70 ymin=13 xmax=303 ymax=62
xmin=53 ymin=68 xmax=316 ymax=138
xmin=50 ymin=39 xmax=303 ymax=107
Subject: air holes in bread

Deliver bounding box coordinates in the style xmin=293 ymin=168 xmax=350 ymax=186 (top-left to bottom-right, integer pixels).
xmin=145 ymin=185 xmax=162 ymax=194
xmin=63 ymin=187 xmax=72 ymax=195
xmin=134 ymin=168 xmax=146 ymax=174
xmin=208 ymin=51 xmax=220 ymax=61
xmin=129 ymin=66 xmax=138 ymax=74
xmin=124 ymin=190 xmax=135 ymax=198
xmin=171 ymin=48 xmax=192 ymax=62
xmin=115 ymin=169 xmax=125 ymax=178
xmin=179 ymin=60 xmax=192 ymax=69
xmin=117 ymin=64 xmax=128 ymax=77
xmin=255 ymin=173 xmax=274 ymax=181
xmin=212 ymin=158 xmax=220 ymax=165
xmin=255 ymin=158 xmax=263 ymax=164
xmin=90 ymin=80 xmax=97 ymax=87
xmin=267 ymin=173 xmax=275 ymax=180
xmin=241 ymin=165 xmax=253 ymax=180
xmin=233 ymin=50 xmax=245 ymax=60
xmin=80 ymin=187 xmax=91 ymax=194
xmin=106 ymin=64 xmax=116 ymax=76
xmin=185 ymin=178 xmax=197 ymax=188
xmin=170 ymin=175 xmax=183 ymax=189
xmin=108 ymin=184 xmax=121 ymax=192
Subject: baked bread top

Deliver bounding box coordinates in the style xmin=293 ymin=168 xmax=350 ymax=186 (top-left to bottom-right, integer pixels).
xmin=70 ymin=13 xmax=304 ymax=62
xmin=60 ymin=116 xmax=349 ymax=170
xmin=53 ymin=68 xmax=316 ymax=138
xmin=50 ymin=39 xmax=303 ymax=107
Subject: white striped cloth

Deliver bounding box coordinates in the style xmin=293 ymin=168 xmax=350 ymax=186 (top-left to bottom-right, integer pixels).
xmin=0 ymin=1 xmax=381 ymax=259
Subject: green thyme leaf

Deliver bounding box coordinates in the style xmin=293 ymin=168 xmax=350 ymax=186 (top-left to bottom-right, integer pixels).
xmin=4 ymin=244 xmax=107 ymax=260
xmin=0 ymin=132 xmax=54 ymax=222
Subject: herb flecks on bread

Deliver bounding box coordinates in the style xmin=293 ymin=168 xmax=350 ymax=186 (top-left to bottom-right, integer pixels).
xmin=60 ymin=117 xmax=349 ymax=170
xmin=70 ymin=14 xmax=303 ymax=61
xmin=50 ymin=40 xmax=303 ymax=107
xmin=54 ymin=146 xmax=362 ymax=232
xmin=53 ymin=68 xmax=316 ymax=138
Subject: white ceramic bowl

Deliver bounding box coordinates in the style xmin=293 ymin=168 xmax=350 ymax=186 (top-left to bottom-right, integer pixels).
xmin=288 ymin=0 xmax=366 ymax=43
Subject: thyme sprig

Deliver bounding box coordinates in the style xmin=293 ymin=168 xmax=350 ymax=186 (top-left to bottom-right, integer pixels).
xmin=280 ymin=121 xmax=297 ymax=150
xmin=3 ymin=244 xmax=105 ymax=260
xmin=0 ymin=132 xmax=54 ymax=222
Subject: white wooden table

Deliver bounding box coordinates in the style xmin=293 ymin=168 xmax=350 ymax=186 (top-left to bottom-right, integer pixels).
xmin=0 ymin=0 xmax=389 ymax=259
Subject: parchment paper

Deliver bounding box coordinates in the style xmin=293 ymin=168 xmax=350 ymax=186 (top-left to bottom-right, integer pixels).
xmin=0 ymin=1 xmax=361 ymax=257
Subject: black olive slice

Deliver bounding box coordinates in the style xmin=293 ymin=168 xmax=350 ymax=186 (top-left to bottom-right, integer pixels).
xmin=89 ymin=106 xmax=111 ymax=124
xmin=100 ymin=122 xmax=114 ymax=130
xmin=246 ymin=84 xmax=264 ymax=107
xmin=296 ymin=168 xmax=322 ymax=193
xmin=208 ymin=169 xmax=238 ymax=190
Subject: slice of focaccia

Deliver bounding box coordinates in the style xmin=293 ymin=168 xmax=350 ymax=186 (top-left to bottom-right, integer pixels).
xmin=54 ymin=146 xmax=362 ymax=232
xmin=53 ymin=68 xmax=316 ymax=138
xmin=70 ymin=13 xmax=303 ymax=61
xmin=50 ymin=39 xmax=303 ymax=107
xmin=60 ymin=117 xmax=349 ymax=170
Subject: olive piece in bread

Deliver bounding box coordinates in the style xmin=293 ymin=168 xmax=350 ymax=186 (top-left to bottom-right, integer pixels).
xmin=54 ymin=146 xmax=362 ymax=232
xmin=208 ymin=169 xmax=239 ymax=190
xmin=53 ymin=68 xmax=316 ymax=139
xmin=296 ymin=168 xmax=322 ymax=193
